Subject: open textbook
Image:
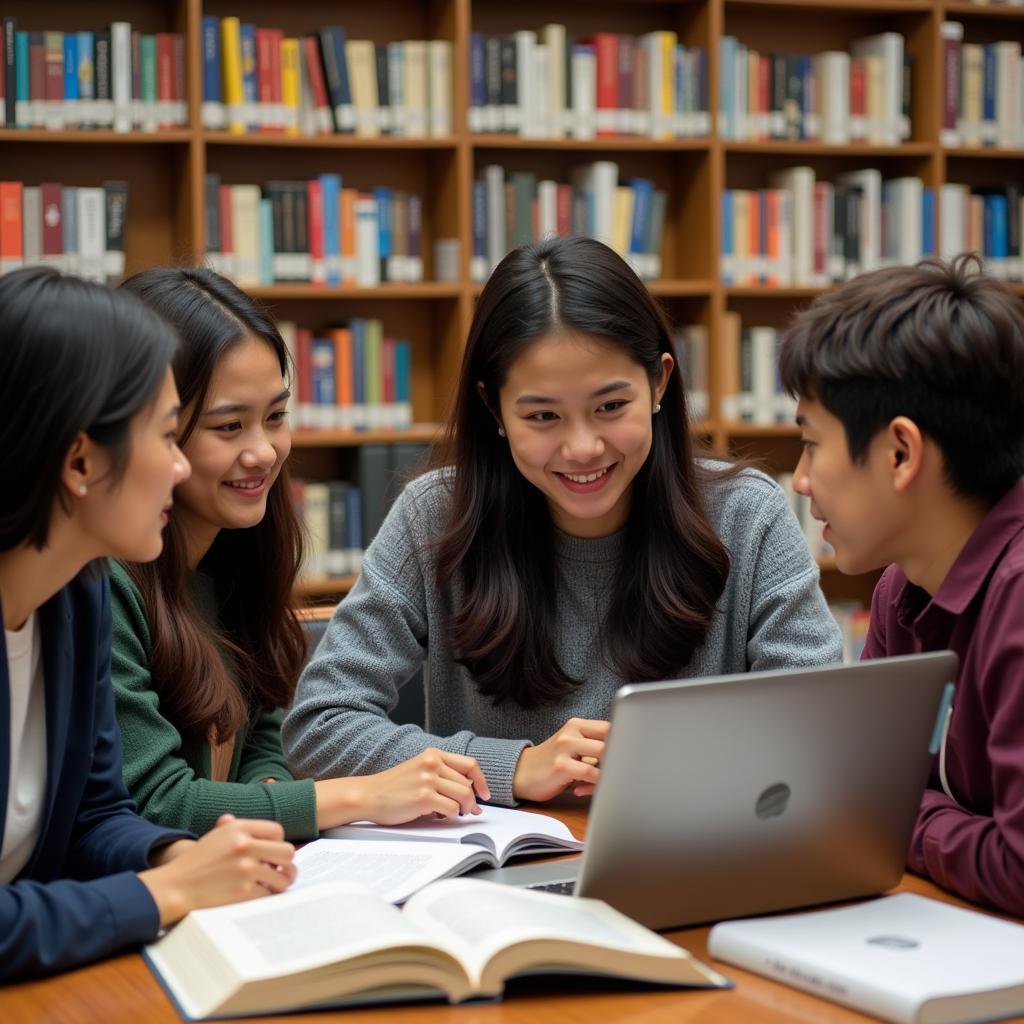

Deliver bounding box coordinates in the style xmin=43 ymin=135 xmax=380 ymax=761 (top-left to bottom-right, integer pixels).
xmin=708 ymin=893 xmax=1024 ymax=1024
xmin=145 ymin=878 xmax=729 ymax=1020
xmin=321 ymin=804 xmax=583 ymax=861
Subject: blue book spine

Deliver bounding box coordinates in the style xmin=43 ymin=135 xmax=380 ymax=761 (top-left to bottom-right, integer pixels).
xmin=719 ymin=36 xmax=735 ymax=139
xmin=986 ymin=194 xmax=1009 ymax=266
xmin=721 ymin=190 xmax=734 ymax=284
xmin=472 ymin=179 xmax=486 ymax=262
xmin=259 ymin=197 xmax=274 ymax=285
xmin=15 ymin=31 xmax=28 ymax=127
xmin=351 ymin=319 xmax=367 ymax=408
xmin=628 ymin=178 xmax=653 ymax=258
xmin=63 ymin=34 xmax=78 ymax=119
xmin=201 ymin=16 xmax=221 ymax=104
xmin=320 ymin=27 xmax=353 ymax=132
xmin=345 ymin=486 xmax=363 ymax=561
xmin=319 ymin=173 xmax=341 ymax=285
xmin=311 ymin=337 xmax=337 ymax=411
xmin=373 ymin=186 xmax=393 ymax=280
xmin=799 ymin=55 xmax=813 ymax=140
xmin=240 ymin=23 xmax=257 ymax=130
xmin=697 ymin=47 xmax=708 ymax=127
xmin=76 ymin=32 xmax=94 ymax=122
xmin=921 ymin=187 xmax=934 ymax=257
xmin=982 ymin=45 xmax=996 ymax=145
xmin=470 ymin=31 xmax=485 ymax=130
xmin=394 ymin=339 xmax=411 ymax=403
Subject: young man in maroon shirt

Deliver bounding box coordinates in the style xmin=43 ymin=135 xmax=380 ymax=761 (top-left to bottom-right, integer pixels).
xmin=779 ymin=255 xmax=1024 ymax=916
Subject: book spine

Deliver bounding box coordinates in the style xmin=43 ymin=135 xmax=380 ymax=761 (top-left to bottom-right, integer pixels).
xmin=43 ymin=31 xmax=64 ymax=130
xmin=320 ymin=27 xmax=355 ymax=132
xmin=63 ymin=33 xmax=78 ymax=128
xmin=76 ymin=186 xmax=104 ymax=283
xmin=201 ymin=17 xmax=224 ymax=129
xmin=0 ymin=180 xmax=23 ymax=273
xmin=103 ymin=180 xmax=128 ymax=283
xmin=940 ymin=22 xmax=963 ymax=147
xmin=3 ymin=18 xmax=14 ymax=127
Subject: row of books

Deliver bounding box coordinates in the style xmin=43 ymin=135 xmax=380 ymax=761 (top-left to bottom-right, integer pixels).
xmin=0 ymin=180 xmax=127 ymax=282
xmin=204 ymin=177 xmax=424 ymax=289
xmin=0 ymin=19 xmax=186 ymax=131
xmin=278 ymin=319 xmax=413 ymax=432
xmin=940 ymin=25 xmax=1024 ymax=150
xmin=721 ymin=169 xmax=933 ymax=288
xmin=471 ymin=162 xmax=668 ymax=283
xmin=719 ymin=317 xmax=798 ymax=427
xmin=294 ymin=443 xmax=428 ymax=579
xmin=468 ymin=27 xmax=709 ymax=140
xmin=938 ymin=183 xmax=1024 ymax=280
xmin=201 ymin=17 xmax=451 ymax=138
xmin=719 ymin=32 xmax=911 ymax=145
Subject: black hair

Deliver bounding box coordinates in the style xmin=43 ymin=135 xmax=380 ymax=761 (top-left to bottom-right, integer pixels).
xmin=431 ymin=237 xmax=732 ymax=707
xmin=0 ymin=266 xmax=177 ymax=556
xmin=780 ymin=255 xmax=1024 ymax=504
xmin=119 ymin=267 xmax=304 ymax=742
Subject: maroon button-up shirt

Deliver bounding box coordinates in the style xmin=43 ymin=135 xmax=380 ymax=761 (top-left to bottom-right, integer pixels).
xmin=863 ymin=478 xmax=1024 ymax=915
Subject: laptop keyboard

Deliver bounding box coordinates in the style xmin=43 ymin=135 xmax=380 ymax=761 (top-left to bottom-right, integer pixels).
xmin=526 ymin=880 xmax=576 ymax=896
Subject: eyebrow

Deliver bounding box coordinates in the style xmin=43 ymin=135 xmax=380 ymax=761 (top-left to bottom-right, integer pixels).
xmin=204 ymin=388 xmax=291 ymax=416
xmin=164 ymin=405 xmax=181 ymax=420
xmin=514 ymin=380 xmax=635 ymax=406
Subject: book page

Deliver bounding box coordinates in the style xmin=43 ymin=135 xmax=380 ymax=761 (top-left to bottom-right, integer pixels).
xmin=293 ymin=839 xmax=485 ymax=903
xmin=175 ymin=882 xmax=441 ymax=980
xmin=322 ymin=805 xmax=582 ymax=862
xmin=404 ymin=878 xmax=687 ymax=981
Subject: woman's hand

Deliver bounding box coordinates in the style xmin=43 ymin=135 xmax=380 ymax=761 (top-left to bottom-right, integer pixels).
xmin=512 ymin=718 xmax=610 ymax=802
xmin=315 ymin=748 xmax=491 ymax=829
xmin=139 ymin=814 xmax=296 ymax=927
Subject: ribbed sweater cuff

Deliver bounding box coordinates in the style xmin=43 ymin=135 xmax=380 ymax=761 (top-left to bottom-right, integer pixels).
xmin=466 ymin=736 xmax=532 ymax=807
xmin=263 ymin=778 xmax=319 ymax=841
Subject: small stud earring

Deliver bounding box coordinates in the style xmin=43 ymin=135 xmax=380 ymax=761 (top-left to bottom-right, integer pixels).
xmin=497 ymin=426 xmax=506 ymax=438
xmin=652 ymin=403 xmax=661 ymax=414
xmin=77 ymin=484 xmax=88 ymax=496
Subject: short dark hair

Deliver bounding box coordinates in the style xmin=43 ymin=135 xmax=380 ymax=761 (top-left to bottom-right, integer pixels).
xmin=0 ymin=266 xmax=178 ymax=554
xmin=780 ymin=255 xmax=1024 ymax=503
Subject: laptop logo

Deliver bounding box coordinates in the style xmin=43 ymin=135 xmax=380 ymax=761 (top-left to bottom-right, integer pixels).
xmin=867 ymin=935 xmax=919 ymax=950
xmin=755 ymin=783 xmax=790 ymax=819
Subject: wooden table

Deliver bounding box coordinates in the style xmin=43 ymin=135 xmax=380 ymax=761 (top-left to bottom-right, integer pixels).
xmin=4 ymin=805 xmax=1021 ymax=1024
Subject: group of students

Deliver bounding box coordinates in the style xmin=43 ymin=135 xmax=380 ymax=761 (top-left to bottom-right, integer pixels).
xmin=1 ymin=235 xmax=1022 ymax=983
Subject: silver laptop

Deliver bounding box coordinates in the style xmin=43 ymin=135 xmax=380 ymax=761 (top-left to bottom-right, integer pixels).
xmin=475 ymin=652 xmax=957 ymax=930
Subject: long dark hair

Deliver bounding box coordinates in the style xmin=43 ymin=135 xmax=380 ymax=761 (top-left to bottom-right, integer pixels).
xmin=0 ymin=267 xmax=176 ymax=574
xmin=119 ymin=267 xmax=304 ymax=743
xmin=433 ymin=237 xmax=732 ymax=707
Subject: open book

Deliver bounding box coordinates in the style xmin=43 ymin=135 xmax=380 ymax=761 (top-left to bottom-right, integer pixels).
xmin=322 ymin=804 xmax=583 ymax=863
xmin=146 ymin=878 xmax=729 ymax=1020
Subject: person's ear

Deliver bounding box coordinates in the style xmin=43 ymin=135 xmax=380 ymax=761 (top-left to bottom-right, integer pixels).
xmin=476 ymin=380 xmax=506 ymax=437
xmin=654 ymin=352 xmax=675 ymax=409
xmin=887 ymin=417 xmax=924 ymax=493
xmin=61 ymin=433 xmax=94 ymax=499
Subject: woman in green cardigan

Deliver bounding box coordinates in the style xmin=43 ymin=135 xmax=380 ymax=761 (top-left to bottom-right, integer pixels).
xmin=111 ymin=268 xmax=488 ymax=841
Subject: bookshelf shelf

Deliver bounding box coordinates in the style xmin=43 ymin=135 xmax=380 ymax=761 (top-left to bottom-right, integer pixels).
xmin=725 ymin=286 xmax=830 ymax=298
xmin=247 ymin=284 xmax=462 ymax=300
xmin=0 ymin=129 xmax=193 ymax=145
xmin=292 ymin=426 xmax=442 ymax=448
xmin=203 ymin=132 xmax=459 ymax=150
xmin=942 ymin=2 xmax=1024 ymax=19
xmin=648 ymin=279 xmax=717 ymax=296
xmin=942 ymin=146 xmax=1024 ymax=161
xmin=470 ymin=136 xmax=712 ymax=152
xmin=723 ymin=141 xmax=934 ymax=157
xmin=295 ymin=577 xmax=357 ymax=599
xmin=726 ymin=0 xmax=931 ymax=9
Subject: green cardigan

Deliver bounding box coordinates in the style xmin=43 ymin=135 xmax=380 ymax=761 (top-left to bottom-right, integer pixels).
xmin=109 ymin=560 xmax=318 ymax=841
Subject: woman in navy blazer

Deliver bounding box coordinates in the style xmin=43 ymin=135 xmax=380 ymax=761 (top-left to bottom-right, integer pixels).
xmin=0 ymin=268 xmax=297 ymax=982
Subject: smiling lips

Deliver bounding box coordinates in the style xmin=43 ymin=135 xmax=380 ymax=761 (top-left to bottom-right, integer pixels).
xmin=554 ymin=464 xmax=615 ymax=494
xmin=224 ymin=476 xmax=267 ymax=498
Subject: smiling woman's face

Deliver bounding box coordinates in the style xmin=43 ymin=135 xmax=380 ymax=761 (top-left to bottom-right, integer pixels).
xmin=495 ymin=332 xmax=671 ymax=538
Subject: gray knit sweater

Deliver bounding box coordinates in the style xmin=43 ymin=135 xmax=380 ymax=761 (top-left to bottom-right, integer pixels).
xmin=283 ymin=466 xmax=843 ymax=806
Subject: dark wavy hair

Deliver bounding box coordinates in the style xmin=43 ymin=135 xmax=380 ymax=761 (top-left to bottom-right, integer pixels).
xmin=432 ymin=237 xmax=733 ymax=708
xmin=119 ymin=267 xmax=304 ymax=743
xmin=0 ymin=267 xmax=177 ymax=576
xmin=780 ymin=254 xmax=1024 ymax=504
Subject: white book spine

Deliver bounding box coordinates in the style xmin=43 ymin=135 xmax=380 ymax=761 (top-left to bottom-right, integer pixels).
xmin=515 ymin=30 xmax=537 ymax=138
xmin=571 ymin=49 xmax=596 ymax=140
xmin=537 ymin=179 xmax=558 ymax=239
xmin=484 ymin=164 xmax=506 ymax=272
xmin=428 ymin=40 xmax=452 ymax=138
xmin=354 ymin=196 xmax=380 ymax=286
xmin=111 ymin=22 xmax=133 ymax=133
xmin=76 ymin=187 xmax=106 ymax=283
xmin=817 ymin=51 xmax=850 ymax=145
xmin=542 ymin=25 xmax=566 ymax=139
xmin=591 ymin=160 xmax=618 ymax=247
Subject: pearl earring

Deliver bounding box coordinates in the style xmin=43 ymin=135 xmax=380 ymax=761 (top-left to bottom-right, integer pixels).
xmin=497 ymin=426 xmax=506 ymax=438
xmin=653 ymin=403 xmax=662 ymax=414
xmin=77 ymin=484 xmax=88 ymax=496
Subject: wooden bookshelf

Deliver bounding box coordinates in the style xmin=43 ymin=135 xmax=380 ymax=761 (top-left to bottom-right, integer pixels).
xmin=5 ymin=0 xmax=1020 ymax=609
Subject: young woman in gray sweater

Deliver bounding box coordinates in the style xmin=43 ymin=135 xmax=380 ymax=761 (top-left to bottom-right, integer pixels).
xmin=283 ymin=237 xmax=843 ymax=806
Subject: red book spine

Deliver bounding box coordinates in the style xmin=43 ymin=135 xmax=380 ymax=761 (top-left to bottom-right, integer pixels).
xmin=759 ymin=55 xmax=771 ymax=141
xmin=40 ymin=182 xmax=62 ymax=262
xmin=218 ymin=184 xmax=233 ymax=263
xmin=592 ymin=33 xmax=619 ymax=137
xmin=156 ymin=33 xmax=174 ymax=129
xmin=942 ymin=33 xmax=960 ymax=136
xmin=268 ymin=29 xmax=284 ymax=133
xmin=173 ymin=34 xmax=186 ymax=127
xmin=302 ymin=35 xmax=331 ymax=132
xmin=43 ymin=35 xmax=63 ymax=112
xmin=307 ymin=178 xmax=325 ymax=284
xmin=749 ymin=189 xmax=761 ymax=284
xmin=850 ymin=56 xmax=865 ymax=140
xmin=556 ymin=183 xmax=572 ymax=236
xmin=765 ymin=189 xmax=779 ymax=288
xmin=29 ymin=35 xmax=45 ymax=127
xmin=256 ymin=28 xmax=274 ymax=131
xmin=617 ymin=34 xmax=633 ymax=134
xmin=0 ymin=181 xmax=24 ymax=268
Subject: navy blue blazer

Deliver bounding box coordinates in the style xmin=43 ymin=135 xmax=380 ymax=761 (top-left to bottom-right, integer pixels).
xmin=0 ymin=573 xmax=191 ymax=981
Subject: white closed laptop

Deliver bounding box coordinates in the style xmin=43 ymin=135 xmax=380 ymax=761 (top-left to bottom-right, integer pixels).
xmin=475 ymin=652 xmax=957 ymax=930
